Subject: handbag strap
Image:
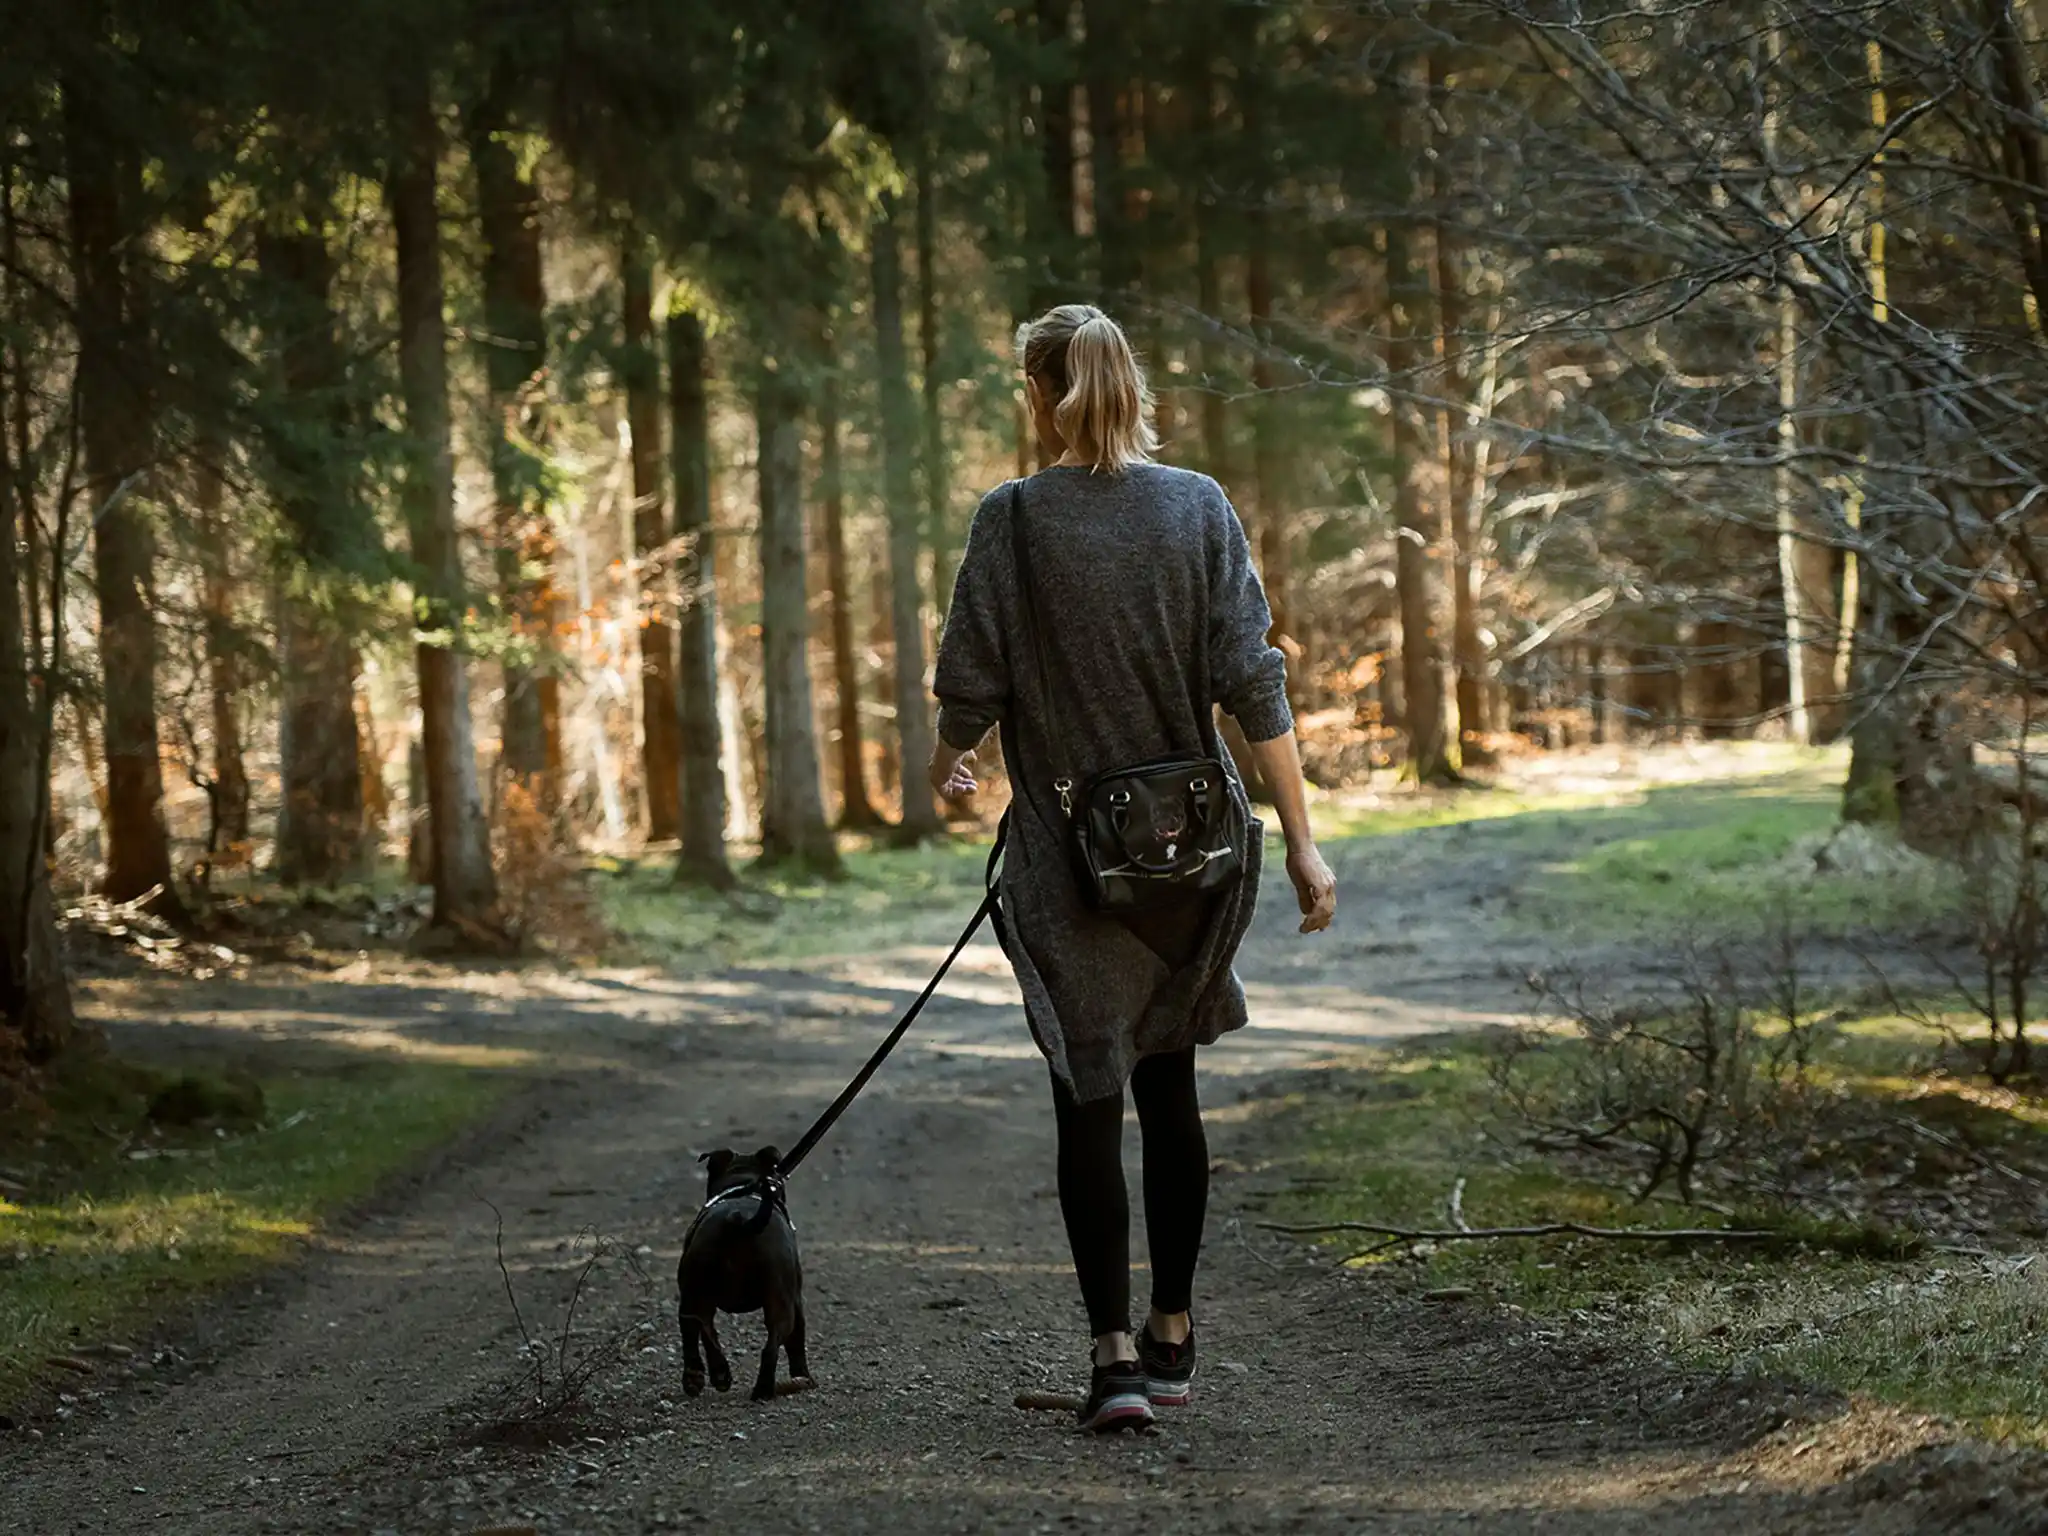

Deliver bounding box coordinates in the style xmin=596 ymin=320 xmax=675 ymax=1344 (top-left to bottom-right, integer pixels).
xmin=1006 ymin=481 xmax=1076 ymax=811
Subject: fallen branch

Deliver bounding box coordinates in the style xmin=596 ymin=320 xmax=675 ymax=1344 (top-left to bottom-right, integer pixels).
xmin=1257 ymin=1219 xmax=1776 ymax=1246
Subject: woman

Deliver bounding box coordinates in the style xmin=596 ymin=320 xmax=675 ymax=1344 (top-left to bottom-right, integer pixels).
xmin=928 ymin=303 xmax=1338 ymax=1433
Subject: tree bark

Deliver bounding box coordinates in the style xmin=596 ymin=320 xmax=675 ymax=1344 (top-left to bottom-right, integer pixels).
xmin=916 ymin=139 xmax=956 ymax=626
xmin=1190 ymin=30 xmax=1232 ymax=491
xmin=755 ymin=367 xmax=840 ymax=872
xmin=666 ymin=308 xmax=734 ymax=888
xmin=0 ymin=266 xmax=74 ymax=1057
xmin=193 ymin=447 xmax=249 ymax=851
xmin=1082 ymin=0 xmax=1138 ymax=299
xmin=1241 ymin=69 xmax=1292 ymax=655
xmin=63 ymin=81 xmax=181 ymax=916
xmin=1386 ymin=55 xmax=1457 ymax=784
xmin=1432 ymin=51 xmax=1487 ymax=754
xmin=873 ymin=195 xmax=943 ymax=841
xmin=624 ymin=233 xmax=682 ymax=842
xmin=1033 ymin=0 xmax=1079 ymax=312
xmin=256 ymin=209 xmax=368 ymax=883
xmin=274 ymin=603 xmax=367 ymax=884
xmin=388 ymin=73 xmax=502 ymax=939
xmin=819 ymin=365 xmax=882 ymax=828
xmin=470 ymin=87 xmax=562 ymax=806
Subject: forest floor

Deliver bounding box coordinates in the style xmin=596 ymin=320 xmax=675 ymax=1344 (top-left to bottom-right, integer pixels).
xmin=5 ymin=742 xmax=2048 ymax=1534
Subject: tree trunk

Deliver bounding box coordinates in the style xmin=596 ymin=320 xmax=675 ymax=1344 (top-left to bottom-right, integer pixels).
xmin=1082 ymin=0 xmax=1137 ymax=299
xmin=1843 ymin=563 xmax=1904 ymax=826
xmin=256 ymin=209 xmax=368 ymax=884
xmin=755 ymin=368 xmax=839 ymax=872
xmin=388 ymin=74 xmax=502 ymax=940
xmin=1432 ymin=51 xmax=1487 ymax=754
xmin=1386 ymin=58 xmax=1457 ymax=784
xmin=1033 ymin=0 xmax=1079 ymax=312
xmin=63 ymin=82 xmax=181 ymax=916
xmin=666 ymin=308 xmax=734 ymax=887
xmin=873 ymin=196 xmax=944 ymax=841
xmin=193 ymin=448 xmax=249 ymax=851
xmin=820 ymin=366 xmax=882 ymax=829
xmin=916 ymin=139 xmax=957 ymax=626
xmin=871 ymin=563 xmax=901 ymax=803
xmin=624 ymin=234 xmax=682 ymax=842
xmin=1692 ymin=620 xmax=1747 ymax=740
xmin=1762 ymin=15 xmax=1839 ymax=748
xmin=471 ymin=88 xmax=562 ymax=806
xmin=0 ymin=281 xmax=74 ymax=1057
xmin=1241 ymin=73 xmax=1292 ymax=656
xmin=274 ymin=603 xmax=367 ymax=884
xmin=1190 ymin=29 xmax=1231 ymax=491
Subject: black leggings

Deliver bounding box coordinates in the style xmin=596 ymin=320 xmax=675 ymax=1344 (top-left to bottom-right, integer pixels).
xmin=1050 ymin=1047 xmax=1209 ymax=1337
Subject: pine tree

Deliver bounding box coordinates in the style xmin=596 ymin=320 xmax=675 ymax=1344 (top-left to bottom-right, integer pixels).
xmin=470 ymin=74 xmax=563 ymax=807
xmin=666 ymin=305 xmax=734 ymax=887
xmin=387 ymin=63 xmax=503 ymax=940
xmin=62 ymin=64 xmax=183 ymax=916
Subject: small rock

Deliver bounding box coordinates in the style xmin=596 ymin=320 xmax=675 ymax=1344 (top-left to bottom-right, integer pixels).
xmin=1422 ymin=1287 xmax=1475 ymax=1304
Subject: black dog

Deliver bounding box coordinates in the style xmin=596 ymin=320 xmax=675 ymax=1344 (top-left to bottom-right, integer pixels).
xmin=676 ymin=1146 xmax=810 ymax=1402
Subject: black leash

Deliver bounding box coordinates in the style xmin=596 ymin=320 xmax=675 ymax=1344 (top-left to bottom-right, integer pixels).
xmin=775 ymin=812 xmax=1011 ymax=1178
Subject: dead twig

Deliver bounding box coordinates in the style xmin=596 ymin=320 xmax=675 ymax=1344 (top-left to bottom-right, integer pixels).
xmin=1226 ymin=1216 xmax=1286 ymax=1276
xmin=1258 ymin=1218 xmax=1776 ymax=1246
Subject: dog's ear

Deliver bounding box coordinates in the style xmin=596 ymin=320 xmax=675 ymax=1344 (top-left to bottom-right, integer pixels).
xmin=754 ymin=1145 xmax=781 ymax=1171
xmin=699 ymin=1148 xmax=735 ymax=1180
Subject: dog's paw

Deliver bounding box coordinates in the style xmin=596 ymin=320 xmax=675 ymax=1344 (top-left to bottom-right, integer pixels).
xmin=710 ymin=1362 xmax=733 ymax=1393
xmin=682 ymin=1370 xmax=706 ymax=1399
xmin=749 ymin=1382 xmax=777 ymax=1403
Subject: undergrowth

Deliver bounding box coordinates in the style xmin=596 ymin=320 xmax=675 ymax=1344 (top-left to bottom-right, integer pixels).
xmin=1256 ymin=1028 xmax=2048 ymax=1444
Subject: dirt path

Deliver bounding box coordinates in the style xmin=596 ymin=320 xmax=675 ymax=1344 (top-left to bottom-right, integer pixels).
xmin=4 ymin=780 xmax=2035 ymax=1534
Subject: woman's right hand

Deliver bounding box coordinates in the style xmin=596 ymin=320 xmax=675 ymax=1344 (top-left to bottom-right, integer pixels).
xmin=1285 ymin=841 xmax=1337 ymax=934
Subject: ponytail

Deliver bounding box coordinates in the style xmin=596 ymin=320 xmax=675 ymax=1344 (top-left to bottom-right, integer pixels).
xmin=1015 ymin=304 xmax=1158 ymax=471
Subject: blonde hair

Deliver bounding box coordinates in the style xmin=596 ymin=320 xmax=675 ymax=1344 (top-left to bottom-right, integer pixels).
xmin=1015 ymin=304 xmax=1158 ymax=472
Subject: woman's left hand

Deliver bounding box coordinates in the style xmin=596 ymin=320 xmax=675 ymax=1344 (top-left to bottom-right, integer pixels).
xmin=930 ymin=747 xmax=979 ymax=801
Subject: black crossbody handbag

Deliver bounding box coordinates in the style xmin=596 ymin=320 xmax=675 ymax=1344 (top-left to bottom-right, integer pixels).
xmin=1007 ymin=481 xmax=1247 ymax=914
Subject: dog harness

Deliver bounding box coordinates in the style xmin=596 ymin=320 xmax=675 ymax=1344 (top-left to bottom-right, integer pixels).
xmin=682 ymin=1173 xmax=791 ymax=1251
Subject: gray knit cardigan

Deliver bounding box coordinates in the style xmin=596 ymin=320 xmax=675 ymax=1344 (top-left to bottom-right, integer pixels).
xmin=933 ymin=464 xmax=1293 ymax=1102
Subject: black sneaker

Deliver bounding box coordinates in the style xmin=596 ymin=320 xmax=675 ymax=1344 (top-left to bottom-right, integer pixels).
xmin=1139 ymin=1324 xmax=1196 ymax=1406
xmin=1076 ymin=1359 xmax=1154 ymax=1433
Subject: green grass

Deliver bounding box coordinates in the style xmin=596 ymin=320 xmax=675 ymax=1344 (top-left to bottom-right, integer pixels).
xmin=1258 ymin=1029 xmax=2048 ymax=1443
xmin=0 ymin=1053 xmax=515 ymax=1407
xmin=1321 ymin=761 xmax=1961 ymax=943
xmin=598 ymin=836 xmax=999 ymax=971
xmin=603 ymin=746 xmax=1952 ymax=962
xmin=1306 ymin=749 xmax=1967 ymax=943
xmin=1518 ymin=778 xmax=1961 ymax=938
xmin=1308 ymin=789 xmax=1563 ymax=842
